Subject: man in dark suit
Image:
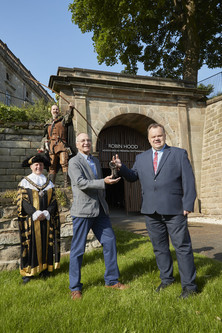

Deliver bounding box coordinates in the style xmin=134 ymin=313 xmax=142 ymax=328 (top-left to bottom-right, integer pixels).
xmin=68 ymin=132 xmax=128 ymax=300
xmin=113 ymin=123 xmax=197 ymax=298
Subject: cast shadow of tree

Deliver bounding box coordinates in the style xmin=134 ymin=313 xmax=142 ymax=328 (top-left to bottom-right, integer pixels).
xmin=57 ymin=228 xmax=222 ymax=293
xmin=193 ymin=246 xmax=222 ymax=262
xmin=58 ymin=229 xmax=148 ymax=274
xmin=170 ymin=250 xmax=222 ymax=292
xmin=194 ymin=255 xmax=222 ymax=291
xmin=83 ymin=256 xmax=159 ymax=289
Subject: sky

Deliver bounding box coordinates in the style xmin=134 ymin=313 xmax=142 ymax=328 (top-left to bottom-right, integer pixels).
xmin=1 ymin=0 xmax=221 ymax=98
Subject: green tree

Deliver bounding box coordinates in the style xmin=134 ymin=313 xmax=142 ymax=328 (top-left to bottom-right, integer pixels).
xmin=69 ymin=0 xmax=222 ymax=83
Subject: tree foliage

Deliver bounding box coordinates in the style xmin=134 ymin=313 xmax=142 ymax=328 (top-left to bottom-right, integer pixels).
xmin=197 ymin=83 xmax=214 ymax=95
xmin=69 ymin=0 xmax=222 ymax=83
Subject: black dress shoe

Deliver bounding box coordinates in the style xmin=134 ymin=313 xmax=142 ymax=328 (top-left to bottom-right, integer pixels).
xmin=155 ymin=281 xmax=174 ymax=292
xmin=39 ymin=270 xmax=50 ymax=279
xmin=22 ymin=276 xmax=33 ymax=284
xmin=179 ymin=287 xmax=197 ymax=299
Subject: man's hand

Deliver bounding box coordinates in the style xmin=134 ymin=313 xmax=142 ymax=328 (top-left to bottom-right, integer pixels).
xmin=112 ymin=154 xmax=122 ymax=169
xmin=104 ymin=175 xmax=121 ymax=185
xmin=184 ymin=210 xmax=191 ymax=216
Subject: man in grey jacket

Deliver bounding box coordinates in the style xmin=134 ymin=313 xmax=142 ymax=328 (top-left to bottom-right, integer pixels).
xmin=68 ymin=132 xmax=128 ymax=300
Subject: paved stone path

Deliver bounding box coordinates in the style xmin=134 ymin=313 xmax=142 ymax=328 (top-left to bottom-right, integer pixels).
xmin=110 ymin=212 xmax=222 ymax=262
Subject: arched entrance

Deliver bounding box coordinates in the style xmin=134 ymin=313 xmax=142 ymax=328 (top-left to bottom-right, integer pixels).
xmin=96 ymin=124 xmax=151 ymax=213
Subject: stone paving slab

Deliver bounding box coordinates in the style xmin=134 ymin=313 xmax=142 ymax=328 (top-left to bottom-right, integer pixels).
xmin=110 ymin=212 xmax=222 ymax=262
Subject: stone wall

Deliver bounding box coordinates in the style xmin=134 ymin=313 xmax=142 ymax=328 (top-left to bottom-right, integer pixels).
xmin=0 ymin=124 xmax=64 ymax=191
xmin=0 ymin=125 xmax=43 ymax=191
xmin=0 ymin=39 xmax=53 ymax=107
xmin=200 ymin=95 xmax=222 ymax=217
xmin=0 ymin=204 xmax=101 ymax=271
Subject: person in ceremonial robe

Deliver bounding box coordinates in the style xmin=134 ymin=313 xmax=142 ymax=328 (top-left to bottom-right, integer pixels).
xmin=17 ymin=154 xmax=60 ymax=284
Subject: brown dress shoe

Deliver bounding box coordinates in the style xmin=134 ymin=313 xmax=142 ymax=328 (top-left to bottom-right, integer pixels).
xmin=71 ymin=290 xmax=82 ymax=300
xmin=105 ymin=282 xmax=129 ymax=290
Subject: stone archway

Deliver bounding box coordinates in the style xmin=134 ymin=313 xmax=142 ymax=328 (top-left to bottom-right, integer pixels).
xmin=97 ymin=125 xmax=149 ymax=213
xmin=96 ymin=113 xmax=153 ymax=213
xmin=92 ymin=110 xmax=176 ymax=152
xmin=95 ymin=112 xmax=177 ymax=213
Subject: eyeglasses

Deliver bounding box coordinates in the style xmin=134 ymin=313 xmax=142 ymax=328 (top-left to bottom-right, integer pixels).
xmin=77 ymin=139 xmax=92 ymax=143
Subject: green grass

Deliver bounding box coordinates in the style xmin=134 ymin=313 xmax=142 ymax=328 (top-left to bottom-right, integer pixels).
xmin=1 ymin=228 xmax=222 ymax=333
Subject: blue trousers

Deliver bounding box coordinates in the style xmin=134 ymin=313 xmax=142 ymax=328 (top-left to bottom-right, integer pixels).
xmin=145 ymin=213 xmax=197 ymax=291
xmin=69 ymin=209 xmax=120 ymax=291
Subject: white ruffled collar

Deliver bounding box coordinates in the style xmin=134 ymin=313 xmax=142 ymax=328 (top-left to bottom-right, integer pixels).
xmin=28 ymin=173 xmax=47 ymax=186
xmin=19 ymin=173 xmax=54 ymax=191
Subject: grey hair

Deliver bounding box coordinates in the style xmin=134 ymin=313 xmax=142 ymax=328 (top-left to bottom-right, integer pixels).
xmin=76 ymin=132 xmax=91 ymax=143
xmin=147 ymin=123 xmax=165 ymax=134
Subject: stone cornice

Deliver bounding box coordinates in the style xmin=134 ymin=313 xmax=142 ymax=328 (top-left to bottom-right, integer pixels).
xmin=49 ymin=67 xmax=207 ymax=103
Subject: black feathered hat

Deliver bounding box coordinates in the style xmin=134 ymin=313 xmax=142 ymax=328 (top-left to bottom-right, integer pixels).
xmin=22 ymin=154 xmax=51 ymax=170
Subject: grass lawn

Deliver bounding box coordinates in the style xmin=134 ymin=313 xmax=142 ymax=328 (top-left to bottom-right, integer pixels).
xmin=1 ymin=228 xmax=222 ymax=333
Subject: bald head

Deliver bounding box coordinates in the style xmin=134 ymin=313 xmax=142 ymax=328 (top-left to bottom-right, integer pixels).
xmin=76 ymin=133 xmax=92 ymax=155
xmin=51 ymin=105 xmax=60 ymax=120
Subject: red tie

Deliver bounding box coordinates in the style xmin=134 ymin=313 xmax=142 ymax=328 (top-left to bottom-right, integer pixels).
xmin=153 ymin=151 xmax=158 ymax=173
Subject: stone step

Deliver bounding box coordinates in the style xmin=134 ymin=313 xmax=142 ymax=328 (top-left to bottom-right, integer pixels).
xmin=0 ymin=217 xmax=18 ymax=230
xmin=0 ymin=228 xmax=20 ymax=245
xmin=0 ymin=259 xmax=19 ymax=271
xmin=0 ymin=205 xmax=17 ymax=219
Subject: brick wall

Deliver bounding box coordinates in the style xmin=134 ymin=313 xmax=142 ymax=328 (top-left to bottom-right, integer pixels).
xmin=200 ymin=95 xmax=222 ymax=217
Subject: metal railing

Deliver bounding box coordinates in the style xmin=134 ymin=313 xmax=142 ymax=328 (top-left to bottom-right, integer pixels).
xmin=198 ymin=71 xmax=222 ymax=98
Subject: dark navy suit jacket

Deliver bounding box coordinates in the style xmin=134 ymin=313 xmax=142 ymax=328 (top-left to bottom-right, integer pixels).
xmin=119 ymin=145 xmax=196 ymax=215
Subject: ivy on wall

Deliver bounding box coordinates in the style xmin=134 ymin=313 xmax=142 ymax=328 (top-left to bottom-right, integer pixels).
xmin=0 ymin=100 xmax=55 ymax=126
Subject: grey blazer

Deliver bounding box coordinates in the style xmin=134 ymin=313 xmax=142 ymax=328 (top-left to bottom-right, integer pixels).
xmin=68 ymin=152 xmax=109 ymax=217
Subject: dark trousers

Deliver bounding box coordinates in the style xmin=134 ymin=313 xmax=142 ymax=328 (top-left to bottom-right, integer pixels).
xmin=145 ymin=213 xmax=197 ymax=291
xmin=69 ymin=208 xmax=120 ymax=291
